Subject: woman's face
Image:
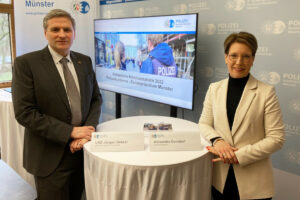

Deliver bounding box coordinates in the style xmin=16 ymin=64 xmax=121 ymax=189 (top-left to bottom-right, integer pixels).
xmin=225 ymin=42 xmax=254 ymax=78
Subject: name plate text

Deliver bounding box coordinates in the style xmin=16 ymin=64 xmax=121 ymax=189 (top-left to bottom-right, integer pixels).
xmin=149 ymin=131 xmax=201 ymax=151
xmin=91 ymin=131 xmax=144 ymax=152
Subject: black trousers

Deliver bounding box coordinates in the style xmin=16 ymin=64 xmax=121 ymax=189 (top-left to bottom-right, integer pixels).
xmin=212 ymin=165 xmax=272 ymax=200
xmin=34 ymin=146 xmax=84 ymax=200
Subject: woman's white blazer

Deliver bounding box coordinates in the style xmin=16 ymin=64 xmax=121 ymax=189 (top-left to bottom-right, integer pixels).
xmin=199 ymin=74 xmax=285 ymax=199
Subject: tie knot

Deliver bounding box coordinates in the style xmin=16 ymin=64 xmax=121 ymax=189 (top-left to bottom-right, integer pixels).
xmin=60 ymin=57 xmax=69 ymax=65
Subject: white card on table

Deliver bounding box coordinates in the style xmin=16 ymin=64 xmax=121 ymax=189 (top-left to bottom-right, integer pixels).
xmin=149 ymin=131 xmax=201 ymax=151
xmin=91 ymin=131 xmax=144 ymax=152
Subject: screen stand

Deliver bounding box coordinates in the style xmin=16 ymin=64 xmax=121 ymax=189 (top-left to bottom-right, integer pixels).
xmin=116 ymin=93 xmax=121 ymax=119
xmin=170 ymin=106 xmax=177 ymax=118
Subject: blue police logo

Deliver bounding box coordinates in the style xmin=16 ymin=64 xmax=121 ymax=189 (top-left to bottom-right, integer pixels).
xmin=165 ymin=19 xmax=175 ymax=28
xmin=73 ymin=1 xmax=90 ymax=14
xmin=169 ymin=19 xmax=175 ymax=28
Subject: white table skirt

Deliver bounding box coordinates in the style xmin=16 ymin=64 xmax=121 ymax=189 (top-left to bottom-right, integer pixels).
xmin=0 ymin=89 xmax=35 ymax=188
xmin=84 ymin=116 xmax=212 ymax=200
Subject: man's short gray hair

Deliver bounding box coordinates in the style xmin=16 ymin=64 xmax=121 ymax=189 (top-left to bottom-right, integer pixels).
xmin=43 ymin=9 xmax=76 ymax=30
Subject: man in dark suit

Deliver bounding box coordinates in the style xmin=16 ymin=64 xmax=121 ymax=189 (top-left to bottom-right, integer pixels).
xmin=12 ymin=9 xmax=102 ymax=200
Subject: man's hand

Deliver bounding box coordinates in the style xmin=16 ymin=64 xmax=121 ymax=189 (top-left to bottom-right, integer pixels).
xmin=207 ymin=140 xmax=239 ymax=164
xmin=70 ymin=126 xmax=95 ymax=140
xmin=70 ymin=138 xmax=89 ymax=153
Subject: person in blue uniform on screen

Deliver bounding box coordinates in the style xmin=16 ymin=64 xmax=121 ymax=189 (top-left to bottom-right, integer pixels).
xmin=140 ymin=34 xmax=178 ymax=77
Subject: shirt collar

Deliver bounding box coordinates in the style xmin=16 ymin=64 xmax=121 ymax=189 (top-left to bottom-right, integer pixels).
xmin=48 ymin=45 xmax=72 ymax=64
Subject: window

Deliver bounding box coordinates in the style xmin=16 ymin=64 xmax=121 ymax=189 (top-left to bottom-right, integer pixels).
xmin=0 ymin=0 xmax=15 ymax=88
xmin=0 ymin=1 xmax=11 ymax=4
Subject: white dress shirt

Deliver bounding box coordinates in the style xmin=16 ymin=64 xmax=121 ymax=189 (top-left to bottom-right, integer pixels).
xmin=48 ymin=45 xmax=80 ymax=95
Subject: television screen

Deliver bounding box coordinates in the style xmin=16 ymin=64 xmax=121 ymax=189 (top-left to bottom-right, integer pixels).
xmin=94 ymin=14 xmax=198 ymax=110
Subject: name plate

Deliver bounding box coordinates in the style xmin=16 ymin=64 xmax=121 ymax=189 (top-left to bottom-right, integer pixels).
xmin=91 ymin=131 xmax=144 ymax=152
xmin=149 ymin=131 xmax=201 ymax=151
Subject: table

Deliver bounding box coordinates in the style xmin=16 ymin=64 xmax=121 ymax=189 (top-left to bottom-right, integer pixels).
xmin=0 ymin=89 xmax=35 ymax=188
xmin=84 ymin=116 xmax=212 ymax=200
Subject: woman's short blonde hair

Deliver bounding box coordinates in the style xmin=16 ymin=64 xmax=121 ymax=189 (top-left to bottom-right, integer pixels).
xmin=224 ymin=32 xmax=258 ymax=56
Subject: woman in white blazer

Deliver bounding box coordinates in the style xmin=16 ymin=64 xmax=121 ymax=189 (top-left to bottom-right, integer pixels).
xmin=199 ymin=32 xmax=285 ymax=200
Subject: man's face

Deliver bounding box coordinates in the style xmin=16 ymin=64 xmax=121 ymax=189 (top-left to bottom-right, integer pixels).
xmin=44 ymin=17 xmax=75 ymax=56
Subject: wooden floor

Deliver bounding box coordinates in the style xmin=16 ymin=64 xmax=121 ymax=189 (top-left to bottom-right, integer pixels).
xmin=0 ymin=159 xmax=36 ymax=200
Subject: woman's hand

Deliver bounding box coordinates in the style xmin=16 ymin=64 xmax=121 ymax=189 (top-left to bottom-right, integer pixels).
xmin=208 ymin=140 xmax=239 ymax=164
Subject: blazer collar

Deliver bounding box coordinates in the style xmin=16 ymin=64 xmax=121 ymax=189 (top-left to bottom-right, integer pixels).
xmin=231 ymin=74 xmax=257 ymax=136
xmin=40 ymin=47 xmax=79 ymax=112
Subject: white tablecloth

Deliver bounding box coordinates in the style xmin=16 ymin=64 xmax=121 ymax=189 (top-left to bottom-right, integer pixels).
xmin=0 ymin=89 xmax=35 ymax=188
xmin=84 ymin=116 xmax=212 ymax=200
xmin=0 ymin=160 xmax=36 ymax=200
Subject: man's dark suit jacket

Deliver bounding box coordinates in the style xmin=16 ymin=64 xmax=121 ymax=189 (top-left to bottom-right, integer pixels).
xmin=12 ymin=47 xmax=102 ymax=177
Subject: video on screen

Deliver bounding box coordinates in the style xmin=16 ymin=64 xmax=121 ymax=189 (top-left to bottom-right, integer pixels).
xmin=95 ymin=33 xmax=195 ymax=79
xmin=94 ymin=14 xmax=197 ymax=109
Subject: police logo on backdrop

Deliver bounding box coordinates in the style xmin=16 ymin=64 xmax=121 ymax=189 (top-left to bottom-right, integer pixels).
xmin=174 ymin=4 xmax=188 ymax=14
xmin=247 ymin=0 xmax=278 ymax=10
xmin=288 ymin=99 xmax=300 ymax=114
xmin=288 ymin=20 xmax=300 ymax=34
xmin=72 ymin=1 xmax=90 ymax=14
xmin=174 ymin=2 xmax=210 ymax=13
xmin=256 ymin=46 xmax=272 ymax=56
xmin=207 ymin=24 xmax=216 ymax=35
xmin=200 ymin=24 xmax=216 ymax=35
xmin=199 ymin=66 xmax=214 ymax=78
xmin=258 ymin=71 xmax=281 ymax=85
xmin=189 ymin=1 xmax=210 ymax=11
xmin=225 ymin=0 xmax=246 ymax=11
xmin=282 ymin=73 xmax=300 ymax=87
xmin=287 ymin=151 xmax=300 ymax=165
xmin=272 ymin=20 xmax=286 ymax=34
xmin=217 ymin=23 xmax=242 ymax=34
xmin=294 ymin=47 xmax=300 ymax=61
xmin=285 ymin=123 xmax=300 ymax=137
xmin=263 ymin=20 xmax=286 ymax=35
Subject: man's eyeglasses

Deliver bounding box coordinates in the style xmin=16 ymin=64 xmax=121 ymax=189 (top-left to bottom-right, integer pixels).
xmin=228 ymin=54 xmax=253 ymax=63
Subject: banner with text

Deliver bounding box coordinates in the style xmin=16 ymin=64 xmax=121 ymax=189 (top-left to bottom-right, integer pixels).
xmin=14 ymin=0 xmax=96 ymax=61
